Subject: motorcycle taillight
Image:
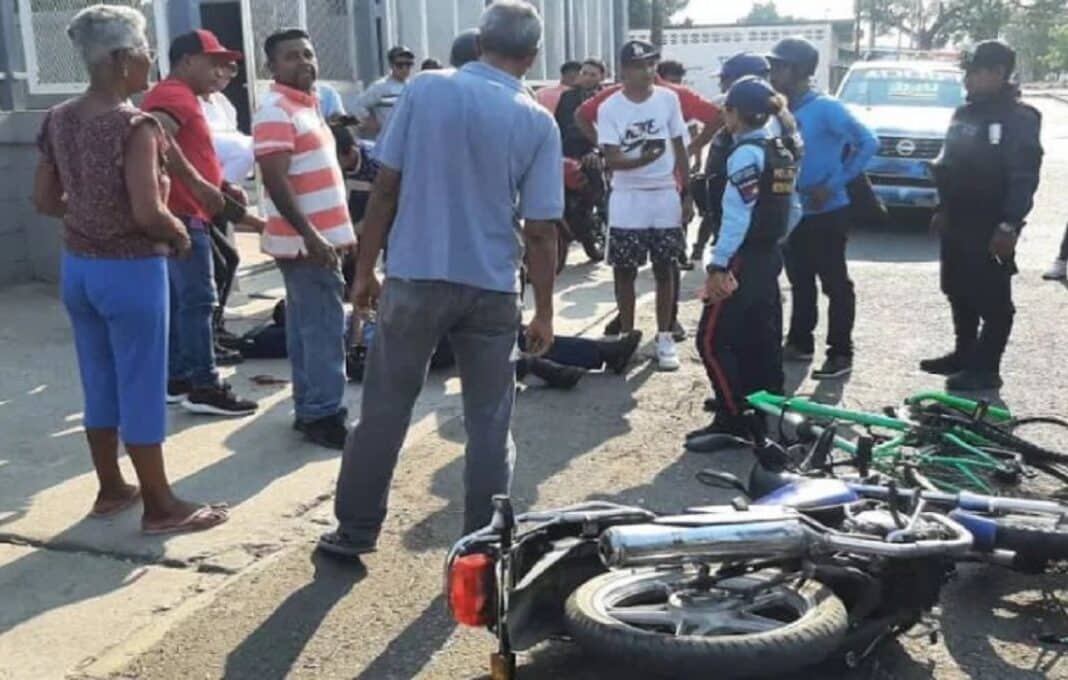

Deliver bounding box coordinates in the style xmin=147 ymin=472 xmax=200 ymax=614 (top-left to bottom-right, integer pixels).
xmin=448 ymin=553 xmax=496 ymax=627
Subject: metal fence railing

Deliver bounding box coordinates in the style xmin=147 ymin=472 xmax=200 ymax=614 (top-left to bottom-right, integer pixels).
xmin=16 ymin=0 xmax=168 ymax=95
xmin=247 ymin=0 xmax=355 ymax=85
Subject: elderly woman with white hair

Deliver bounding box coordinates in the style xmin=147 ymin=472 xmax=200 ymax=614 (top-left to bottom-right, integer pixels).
xmin=33 ymin=4 xmax=228 ymax=535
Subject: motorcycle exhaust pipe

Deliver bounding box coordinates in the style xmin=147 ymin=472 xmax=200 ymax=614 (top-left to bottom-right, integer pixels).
xmin=599 ymin=518 xmax=811 ymax=569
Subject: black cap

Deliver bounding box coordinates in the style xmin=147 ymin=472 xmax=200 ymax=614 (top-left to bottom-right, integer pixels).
xmin=620 ymin=39 xmax=659 ymax=64
xmin=767 ymin=37 xmax=819 ymax=77
xmin=962 ymin=40 xmax=1016 ymax=74
xmin=387 ymin=46 xmax=415 ymax=63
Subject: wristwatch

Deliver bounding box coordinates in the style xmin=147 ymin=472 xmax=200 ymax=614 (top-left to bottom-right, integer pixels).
xmin=706 ymin=263 xmax=728 ymax=274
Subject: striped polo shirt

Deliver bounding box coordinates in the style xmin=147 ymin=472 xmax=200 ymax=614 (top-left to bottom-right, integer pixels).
xmin=252 ymin=83 xmax=355 ymax=258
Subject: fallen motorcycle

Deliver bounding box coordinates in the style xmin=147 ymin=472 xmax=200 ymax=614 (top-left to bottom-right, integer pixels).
xmin=444 ymin=422 xmax=1068 ymax=679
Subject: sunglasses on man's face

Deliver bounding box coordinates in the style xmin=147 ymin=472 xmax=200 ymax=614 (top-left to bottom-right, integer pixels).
xmin=393 ymin=61 xmax=415 ymax=69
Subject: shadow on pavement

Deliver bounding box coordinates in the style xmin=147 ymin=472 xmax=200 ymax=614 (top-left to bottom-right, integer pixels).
xmin=848 ymin=219 xmax=939 ymax=264
xmin=224 ymin=552 xmax=366 ymax=680
xmin=402 ymin=363 xmax=658 ymax=551
xmin=938 ymin=565 xmax=1068 ymax=679
xmin=353 ymin=594 xmax=456 ymax=680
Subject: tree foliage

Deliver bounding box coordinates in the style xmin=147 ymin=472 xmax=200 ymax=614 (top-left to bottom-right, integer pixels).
xmin=863 ymin=0 xmax=1067 ymax=50
xmin=628 ymin=0 xmax=691 ymax=29
xmin=738 ymin=1 xmax=799 ymax=25
xmin=1047 ymin=23 xmax=1068 ymax=72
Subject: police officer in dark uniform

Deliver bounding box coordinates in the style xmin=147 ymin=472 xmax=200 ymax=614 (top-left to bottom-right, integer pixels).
xmin=923 ymin=40 xmax=1043 ymax=391
xmin=688 ymin=77 xmax=801 ymax=443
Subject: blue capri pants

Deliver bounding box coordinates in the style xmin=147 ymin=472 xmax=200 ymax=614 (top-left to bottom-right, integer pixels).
xmin=61 ymin=252 xmax=169 ymax=445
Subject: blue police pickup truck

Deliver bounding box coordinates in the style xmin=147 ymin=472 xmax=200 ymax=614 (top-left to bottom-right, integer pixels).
xmin=836 ymin=60 xmax=965 ymax=211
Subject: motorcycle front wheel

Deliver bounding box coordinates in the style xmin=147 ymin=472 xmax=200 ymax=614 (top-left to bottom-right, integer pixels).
xmin=565 ymin=567 xmax=847 ymax=679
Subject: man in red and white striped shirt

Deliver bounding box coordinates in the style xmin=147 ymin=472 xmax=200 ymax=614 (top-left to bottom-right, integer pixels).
xmin=254 ymin=28 xmax=356 ymax=450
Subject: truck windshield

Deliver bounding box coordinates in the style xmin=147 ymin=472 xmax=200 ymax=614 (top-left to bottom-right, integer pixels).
xmin=840 ymin=68 xmax=964 ymax=108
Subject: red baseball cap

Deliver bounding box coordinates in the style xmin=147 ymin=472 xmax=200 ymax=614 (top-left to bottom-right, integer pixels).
xmin=169 ymin=29 xmax=243 ymax=64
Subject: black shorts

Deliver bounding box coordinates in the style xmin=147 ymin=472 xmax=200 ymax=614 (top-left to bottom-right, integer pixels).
xmin=606 ymin=227 xmax=686 ymax=269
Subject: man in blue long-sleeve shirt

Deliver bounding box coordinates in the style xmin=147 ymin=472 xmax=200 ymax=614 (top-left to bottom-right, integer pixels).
xmin=769 ymin=37 xmax=878 ymax=380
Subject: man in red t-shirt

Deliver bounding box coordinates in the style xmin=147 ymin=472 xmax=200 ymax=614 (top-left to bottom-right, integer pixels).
xmin=577 ymin=71 xmax=723 ymax=337
xmin=143 ymin=30 xmax=257 ymax=417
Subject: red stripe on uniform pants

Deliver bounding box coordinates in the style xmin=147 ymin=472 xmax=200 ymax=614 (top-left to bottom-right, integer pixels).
xmin=700 ymin=300 xmax=738 ymax=415
xmin=700 ymin=257 xmax=743 ymax=415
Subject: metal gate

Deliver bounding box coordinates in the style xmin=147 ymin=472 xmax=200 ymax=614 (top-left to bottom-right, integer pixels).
xmin=16 ymin=0 xmax=170 ymax=95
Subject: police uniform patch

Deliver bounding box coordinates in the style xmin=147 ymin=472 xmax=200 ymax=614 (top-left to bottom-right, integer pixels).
xmin=729 ymin=164 xmax=761 ymax=204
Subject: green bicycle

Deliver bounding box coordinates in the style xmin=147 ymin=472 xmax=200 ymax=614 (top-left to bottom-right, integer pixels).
xmin=746 ymin=391 xmax=1068 ymax=495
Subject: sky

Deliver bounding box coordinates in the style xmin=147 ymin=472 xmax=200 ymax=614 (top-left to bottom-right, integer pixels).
xmin=676 ymin=0 xmax=856 ymax=26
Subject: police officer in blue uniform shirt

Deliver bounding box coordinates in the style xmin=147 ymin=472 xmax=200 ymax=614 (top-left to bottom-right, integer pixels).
xmin=923 ymin=40 xmax=1043 ymax=391
xmin=688 ymin=76 xmax=801 ymax=441
xmin=690 ymin=52 xmax=780 ymax=263
xmin=769 ymin=37 xmax=878 ymax=382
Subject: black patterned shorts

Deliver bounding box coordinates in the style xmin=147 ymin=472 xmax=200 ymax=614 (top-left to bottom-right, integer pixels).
xmin=606 ymin=227 xmax=686 ymax=269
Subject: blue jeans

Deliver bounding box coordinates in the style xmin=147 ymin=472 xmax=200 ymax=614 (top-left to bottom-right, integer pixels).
xmin=277 ymin=258 xmax=347 ymax=422
xmin=62 ymin=253 xmax=169 ymax=445
xmin=168 ymin=224 xmax=219 ymax=388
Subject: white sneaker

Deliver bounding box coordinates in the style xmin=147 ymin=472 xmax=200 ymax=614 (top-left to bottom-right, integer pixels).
xmin=1043 ymin=259 xmax=1067 ymax=280
xmin=656 ymin=333 xmax=680 ymax=371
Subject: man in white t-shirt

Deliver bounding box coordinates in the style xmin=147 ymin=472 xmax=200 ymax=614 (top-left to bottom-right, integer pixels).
xmin=598 ymin=40 xmax=689 ymax=370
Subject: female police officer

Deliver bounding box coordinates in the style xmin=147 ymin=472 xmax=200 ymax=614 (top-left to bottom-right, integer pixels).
xmin=688 ymin=76 xmax=801 ymax=443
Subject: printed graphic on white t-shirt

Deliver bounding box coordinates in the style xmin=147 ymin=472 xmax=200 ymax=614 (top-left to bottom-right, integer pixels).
xmin=597 ymin=86 xmax=687 ymax=191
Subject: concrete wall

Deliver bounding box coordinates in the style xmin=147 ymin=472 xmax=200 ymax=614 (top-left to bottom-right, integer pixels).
xmin=0 ymin=110 xmax=58 ymax=286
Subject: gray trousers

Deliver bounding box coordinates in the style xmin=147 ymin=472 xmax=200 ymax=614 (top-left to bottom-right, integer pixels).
xmin=334 ymin=278 xmax=520 ymax=542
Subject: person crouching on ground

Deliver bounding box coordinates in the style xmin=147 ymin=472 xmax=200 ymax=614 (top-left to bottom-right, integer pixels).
xmin=689 ymin=77 xmax=801 ymax=443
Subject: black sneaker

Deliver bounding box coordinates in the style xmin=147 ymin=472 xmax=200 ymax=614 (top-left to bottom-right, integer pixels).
xmin=215 ymin=344 xmax=245 ymax=367
xmin=601 ymin=330 xmax=642 ymax=374
xmin=919 ymin=352 xmax=967 ymax=376
xmin=782 ymin=344 xmax=815 ymax=362
xmin=946 ymin=369 xmax=1003 ymax=392
xmin=685 ymin=417 xmax=749 ymax=453
xmin=678 ymin=257 xmax=695 ymax=271
xmin=812 ymin=356 xmax=853 ymax=380
xmin=604 ymin=314 xmax=622 ymax=337
xmin=215 ymin=327 xmax=242 ymax=351
xmin=302 ymin=412 xmax=349 ymax=450
xmin=346 ymin=346 xmax=367 ymax=383
xmin=182 ymin=383 xmax=258 ymax=416
xmin=167 ymin=379 xmax=191 ymax=405
xmin=528 ymin=358 xmax=585 ymax=390
xmin=317 ymin=529 xmax=376 ymax=558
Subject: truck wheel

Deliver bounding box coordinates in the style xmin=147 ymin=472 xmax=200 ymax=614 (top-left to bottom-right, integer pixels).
xmin=564 ymin=567 xmax=847 ymax=679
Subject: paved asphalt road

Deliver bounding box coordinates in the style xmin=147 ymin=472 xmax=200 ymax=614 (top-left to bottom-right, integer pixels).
xmin=7 ymin=97 xmax=1068 ymax=680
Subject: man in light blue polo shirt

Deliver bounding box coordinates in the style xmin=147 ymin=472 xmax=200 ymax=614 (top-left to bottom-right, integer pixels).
xmin=318 ymin=0 xmax=563 ymax=558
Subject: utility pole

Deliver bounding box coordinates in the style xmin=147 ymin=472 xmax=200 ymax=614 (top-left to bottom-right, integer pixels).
xmin=854 ymin=0 xmax=861 ymax=57
xmin=651 ymin=0 xmax=665 ymax=48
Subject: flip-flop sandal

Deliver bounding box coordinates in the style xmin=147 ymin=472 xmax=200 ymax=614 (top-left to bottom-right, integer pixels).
xmin=142 ymin=504 xmax=230 ymax=536
xmin=88 ymin=488 xmax=142 ymax=519
xmin=317 ymin=530 xmax=377 ymax=558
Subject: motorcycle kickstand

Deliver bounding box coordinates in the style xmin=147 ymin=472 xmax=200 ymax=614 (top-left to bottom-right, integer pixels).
xmin=490 ymin=651 xmax=517 ymax=680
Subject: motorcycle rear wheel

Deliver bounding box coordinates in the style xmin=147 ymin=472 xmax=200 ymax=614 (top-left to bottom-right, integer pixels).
xmin=565 ymin=567 xmax=847 ymax=679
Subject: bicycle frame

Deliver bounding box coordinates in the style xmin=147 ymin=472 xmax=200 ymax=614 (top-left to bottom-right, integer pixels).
xmin=746 ymin=391 xmax=1017 ymax=494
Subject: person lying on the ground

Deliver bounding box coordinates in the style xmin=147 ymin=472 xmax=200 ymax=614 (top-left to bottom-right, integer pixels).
xmin=346 ymin=318 xmax=642 ymax=387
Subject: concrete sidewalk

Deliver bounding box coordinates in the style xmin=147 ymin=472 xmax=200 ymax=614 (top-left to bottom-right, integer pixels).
xmin=0 ymin=235 xmax=667 ymax=679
